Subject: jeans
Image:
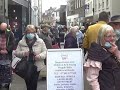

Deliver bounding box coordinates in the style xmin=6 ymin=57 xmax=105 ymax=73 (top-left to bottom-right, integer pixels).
xmin=25 ymin=71 xmax=40 ymax=90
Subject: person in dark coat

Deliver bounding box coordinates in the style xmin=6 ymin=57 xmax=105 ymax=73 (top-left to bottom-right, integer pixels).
xmin=64 ymin=27 xmax=78 ymax=48
xmin=84 ymin=24 xmax=120 ymax=90
xmin=0 ymin=22 xmax=15 ymax=89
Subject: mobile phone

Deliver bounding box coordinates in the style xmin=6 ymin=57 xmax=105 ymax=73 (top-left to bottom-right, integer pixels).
xmin=104 ymin=42 xmax=112 ymax=49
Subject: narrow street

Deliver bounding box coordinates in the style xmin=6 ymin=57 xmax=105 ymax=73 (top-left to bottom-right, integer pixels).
xmin=9 ymin=43 xmax=91 ymax=90
xmin=10 ymin=72 xmax=91 ymax=90
xmin=10 ymin=74 xmax=47 ymax=90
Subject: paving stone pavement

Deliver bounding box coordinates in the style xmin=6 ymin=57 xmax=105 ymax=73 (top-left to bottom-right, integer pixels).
xmin=10 ymin=74 xmax=47 ymax=90
xmin=10 ymin=43 xmax=91 ymax=90
xmin=9 ymin=73 xmax=91 ymax=90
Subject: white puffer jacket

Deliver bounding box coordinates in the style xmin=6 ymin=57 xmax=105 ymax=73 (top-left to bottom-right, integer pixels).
xmin=15 ymin=34 xmax=47 ymax=71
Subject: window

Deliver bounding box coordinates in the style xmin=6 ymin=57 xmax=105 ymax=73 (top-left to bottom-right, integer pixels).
xmin=99 ymin=2 xmax=101 ymax=9
xmin=56 ymin=12 xmax=57 ymax=17
xmin=106 ymin=0 xmax=109 ymax=8
xmin=102 ymin=1 xmax=104 ymax=8
xmin=94 ymin=0 xmax=97 ymax=11
xmin=75 ymin=0 xmax=77 ymax=9
xmin=81 ymin=0 xmax=83 ymax=7
xmin=78 ymin=0 xmax=80 ymax=8
xmin=90 ymin=2 xmax=92 ymax=12
xmin=76 ymin=0 xmax=78 ymax=8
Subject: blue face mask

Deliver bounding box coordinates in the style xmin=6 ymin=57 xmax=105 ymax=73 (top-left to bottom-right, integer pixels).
xmin=26 ymin=33 xmax=35 ymax=40
xmin=104 ymin=42 xmax=112 ymax=49
xmin=115 ymin=29 xmax=120 ymax=40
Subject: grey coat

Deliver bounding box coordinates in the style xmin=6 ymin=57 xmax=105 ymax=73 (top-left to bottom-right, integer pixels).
xmin=39 ymin=32 xmax=52 ymax=49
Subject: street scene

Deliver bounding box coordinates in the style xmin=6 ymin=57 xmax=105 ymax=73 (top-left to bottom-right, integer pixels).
xmin=0 ymin=0 xmax=120 ymax=90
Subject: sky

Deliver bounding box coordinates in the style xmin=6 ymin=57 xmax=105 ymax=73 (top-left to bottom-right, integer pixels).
xmin=42 ymin=0 xmax=67 ymax=12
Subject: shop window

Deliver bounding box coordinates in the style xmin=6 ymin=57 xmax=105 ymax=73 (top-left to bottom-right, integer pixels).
xmin=102 ymin=1 xmax=104 ymax=8
xmin=106 ymin=0 xmax=109 ymax=8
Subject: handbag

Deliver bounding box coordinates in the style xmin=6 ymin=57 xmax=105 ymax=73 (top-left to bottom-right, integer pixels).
xmin=52 ymin=43 xmax=60 ymax=49
xmin=14 ymin=57 xmax=37 ymax=80
xmin=12 ymin=57 xmax=21 ymax=69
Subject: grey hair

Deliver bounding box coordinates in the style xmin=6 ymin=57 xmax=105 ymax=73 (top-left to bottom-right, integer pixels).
xmin=69 ymin=27 xmax=78 ymax=33
xmin=97 ymin=24 xmax=114 ymax=46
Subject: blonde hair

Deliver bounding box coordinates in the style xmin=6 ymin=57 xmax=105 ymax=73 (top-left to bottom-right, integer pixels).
xmin=97 ymin=24 xmax=115 ymax=46
xmin=25 ymin=25 xmax=36 ymax=33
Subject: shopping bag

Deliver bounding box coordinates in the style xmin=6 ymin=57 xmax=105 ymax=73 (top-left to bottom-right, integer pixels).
xmin=52 ymin=43 xmax=60 ymax=49
xmin=12 ymin=57 xmax=21 ymax=69
xmin=13 ymin=57 xmax=37 ymax=80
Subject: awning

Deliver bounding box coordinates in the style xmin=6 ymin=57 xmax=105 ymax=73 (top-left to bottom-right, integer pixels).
xmin=12 ymin=0 xmax=28 ymax=7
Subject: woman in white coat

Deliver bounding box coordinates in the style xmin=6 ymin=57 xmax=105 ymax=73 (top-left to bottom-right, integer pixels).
xmin=15 ymin=25 xmax=47 ymax=90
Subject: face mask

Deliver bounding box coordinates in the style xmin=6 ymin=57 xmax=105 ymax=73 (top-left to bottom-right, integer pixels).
xmin=104 ymin=42 xmax=112 ymax=49
xmin=26 ymin=33 xmax=35 ymax=40
xmin=76 ymin=32 xmax=79 ymax=36
xmin=115 ymin=29 xmax=120 ymax=40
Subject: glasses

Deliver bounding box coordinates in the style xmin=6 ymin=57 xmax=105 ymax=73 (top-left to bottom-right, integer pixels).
xmin=105 ymin=35 xmax=116 ymax=38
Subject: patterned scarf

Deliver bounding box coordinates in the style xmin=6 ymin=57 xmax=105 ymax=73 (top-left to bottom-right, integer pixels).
xmin=0 ymin=34 xmax=6 ymax=50
xmin=0 ymin=34 xmax=7 ymax=60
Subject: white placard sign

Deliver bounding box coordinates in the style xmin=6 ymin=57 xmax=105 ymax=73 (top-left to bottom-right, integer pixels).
xmin=47 ymin=49 xmax=84 ymax=90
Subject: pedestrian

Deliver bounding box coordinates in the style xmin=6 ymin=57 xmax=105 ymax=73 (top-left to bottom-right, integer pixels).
xmin=0 ymin=22 xmax=15 ymax=89
xmin=39 ymin=24 xmax=52 ymax=49
xmin=74 ymin=26 xmax=84 ymax=48
xmin=83 ymin=11 xmax=109 ymax=50
xmin=39 ymin=24 xmax=52 ymax=66
xmin=50 ymin=26 xmax=60 ymax=45
xmin=80 ymin=26 xmax=85 ymax=34
xmin=84 ymin=24 xmax=120 ymax=90
xmin=63 ymin=26 xmax=69 ymax=38
xmin=64 ymin=27 xmax=78 ymax=48
xmin=15 ymin=25 xmax=47 ymax=90
xmin=109 ymin=15 xmax=120 ymax=50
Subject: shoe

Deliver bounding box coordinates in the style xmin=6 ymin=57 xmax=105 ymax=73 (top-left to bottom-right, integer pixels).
xmin=41 ymin=77 xmax=46 ymax=80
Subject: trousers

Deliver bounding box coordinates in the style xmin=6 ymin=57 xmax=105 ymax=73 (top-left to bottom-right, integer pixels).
xmin=25 ymin=71 xmax=40 ymax=90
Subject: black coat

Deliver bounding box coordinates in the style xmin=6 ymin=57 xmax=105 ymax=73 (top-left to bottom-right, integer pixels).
xmin=116 ymin=38 xmax=120 ymax=50
xmin=64 ymin=33 xmax=78 ymax=48
xmin=88 ymin=42 xmax=120 ymax=90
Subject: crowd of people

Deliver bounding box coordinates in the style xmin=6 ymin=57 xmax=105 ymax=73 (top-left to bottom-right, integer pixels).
xmin=0 ymin=11 xmax=120 ymax=90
